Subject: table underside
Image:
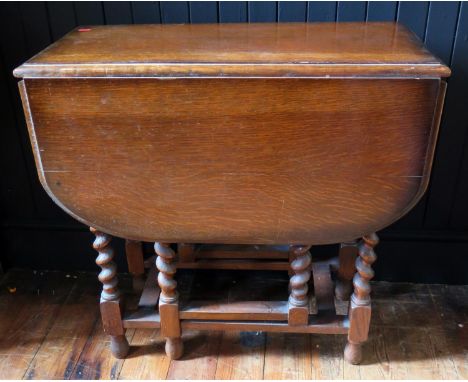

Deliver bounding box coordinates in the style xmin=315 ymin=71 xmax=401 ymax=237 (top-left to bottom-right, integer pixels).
xmin=124 ymin=248 xmax=349 ymax=335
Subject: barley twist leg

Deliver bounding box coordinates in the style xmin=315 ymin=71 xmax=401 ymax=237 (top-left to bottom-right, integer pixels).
xmin=288 ymin=245 xmax=312 ymax=325
xmin=91 ymin=227 xmax=129 ymax=359
xmin=155 ymin=242 xmax=183 ymax=359
xmin=344 ymin=233 xmax=378 ymax=365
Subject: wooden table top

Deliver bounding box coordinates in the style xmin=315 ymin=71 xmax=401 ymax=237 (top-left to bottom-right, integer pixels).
xmin=15 ymin=22 xmax=450 ymax=244
xmin=14 ymin=22 xmax=450 ymax=78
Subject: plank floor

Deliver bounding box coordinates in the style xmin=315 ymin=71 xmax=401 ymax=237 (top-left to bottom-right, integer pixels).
xmin=0 ymin=269 xmax=466 ymax=380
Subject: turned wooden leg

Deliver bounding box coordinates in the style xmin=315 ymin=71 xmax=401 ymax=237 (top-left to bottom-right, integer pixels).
xmin=335 ymin=240 xmax=358 ymax=301
xmin=91 ymin=227 xmax=129 ymax=359
xmin=345 ymin=233 xmax=378 ymax=365
xmin=155 ymin=243 xmax=183 ymax=359
xmin=125 ymin=239 xmax=145 ymax=292
xmin=288 ymin=245 xmax=312 ymax=326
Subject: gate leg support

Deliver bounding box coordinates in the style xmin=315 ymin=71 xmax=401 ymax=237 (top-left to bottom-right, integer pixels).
xmin=335 ymin=241 xmax=358 ymax=301
xmin=125 ymin=239 xmax=145 ymax=292
xmin=177 ymin=243 xmax=196 ymax=263
xmin=345 ymin=233 xmax=378 ymax=365
xmin=155 ymin=243 xmax=184 ymax=359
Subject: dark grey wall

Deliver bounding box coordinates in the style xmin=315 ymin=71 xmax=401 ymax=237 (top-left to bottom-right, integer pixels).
xmin=0 ymin=2 xmax=467 ymax=283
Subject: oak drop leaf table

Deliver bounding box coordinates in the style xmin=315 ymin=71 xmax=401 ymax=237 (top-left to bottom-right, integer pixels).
xmin=14 ymin=22 xmax=450 ymax=364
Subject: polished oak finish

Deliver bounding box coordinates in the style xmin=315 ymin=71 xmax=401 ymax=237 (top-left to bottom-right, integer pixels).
xmin=19 ymin=78 xmax=443 ymax=244
xmin=15 ymin=22 xmax=450 ymax=365
xmin=14 ymin=23 xmax=450 ymax=78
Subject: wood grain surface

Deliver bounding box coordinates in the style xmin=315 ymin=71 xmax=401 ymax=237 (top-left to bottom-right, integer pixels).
xmin=13 ymin=23 xmax=450 ymax=78
xmin=21 ymin=77 xmax=443 ymax=244
xmin=0 ymin=270 xmax=465 ymax=380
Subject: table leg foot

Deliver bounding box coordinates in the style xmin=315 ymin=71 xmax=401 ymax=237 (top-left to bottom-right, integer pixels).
xmin=165 ymin=337 xmax=184 ymax=359
xmin=110 ymin=335 xmax=130 ymax=359
xmin=344 ymin=341 xmax=362 ymax=365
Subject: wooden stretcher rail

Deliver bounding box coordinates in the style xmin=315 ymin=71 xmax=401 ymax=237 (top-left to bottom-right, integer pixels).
xmin=179 ymin=300 xmax=289 ymax=321
xmin=194 ymin=244 xmax=290 ymax=259
xmin=182 ymin=316 xmax=349 ymax=334
xmin=176 ymin=260 xmax=290 ymax=271
xmin=123 ymin=308 xmax=349 ymax=334
xmin=123 ymin=310 xmax=161 ymax=329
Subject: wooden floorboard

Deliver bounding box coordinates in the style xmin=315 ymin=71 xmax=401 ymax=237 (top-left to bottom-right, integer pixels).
xmin=23 ymin=273 xmax=101 ymax=379
xmin=263 ymin=332 xmax=313 ymax=379
xmin=0 ymin=269 xmax=465 ymax=380
xmin=0 ymin=271 xmax=75 ymax=379
xmin=166 ymin=330 xmax=222 ymax=380
xmin=118 ymin=328 xmax=171 ymax=380
xmin=215 ymin=331 xmax=266 ymax=380
xmin=69 ymin=320 xmax=135 ymax=379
